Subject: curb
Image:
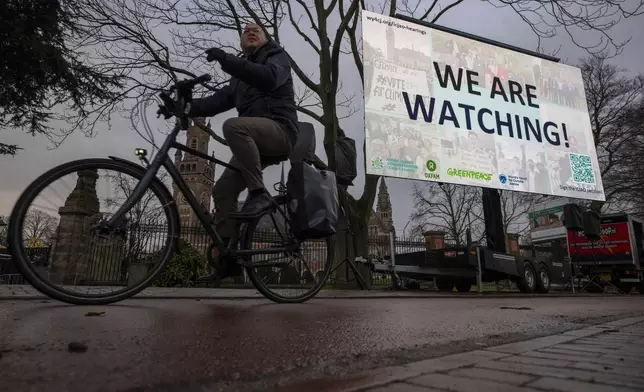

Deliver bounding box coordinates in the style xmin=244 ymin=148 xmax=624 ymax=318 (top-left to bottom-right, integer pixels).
xmin=267 ymin=315 xmax=644 ymax=392
xmin=0 ymin=292 xmax=636 ymax=301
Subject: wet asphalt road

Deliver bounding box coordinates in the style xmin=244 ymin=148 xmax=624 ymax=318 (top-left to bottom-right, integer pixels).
xmin=1 ymin=296 xmax=644 ymax=392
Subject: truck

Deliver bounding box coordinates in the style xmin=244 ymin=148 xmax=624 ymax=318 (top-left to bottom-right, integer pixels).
xmin=373 ymin=241 xmax=570 ymax=294
xmin=566 ymin=212 xmax=644 ymax=294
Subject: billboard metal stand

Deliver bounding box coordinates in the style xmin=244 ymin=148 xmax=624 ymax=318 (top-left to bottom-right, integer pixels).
xmin=560 ymin=256 xmax=575 ymax=294
xmin=329 ymin=186 xmax=368 ymax=290
xmin=466 ymin=227 xmax=483 ymax=293
xmin=577 ymin=239 xmax=625 ymax=294
xmin=388 ymin=227 xmax=401 ymax=290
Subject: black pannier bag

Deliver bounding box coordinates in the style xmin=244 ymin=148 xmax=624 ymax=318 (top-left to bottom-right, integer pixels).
xmin=335 ymin=136 xmax=357 ymax=187
xmin=286 ymin=161 xmax=339 ymax=240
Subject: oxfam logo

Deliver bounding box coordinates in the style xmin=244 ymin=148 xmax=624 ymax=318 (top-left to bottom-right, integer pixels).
xmin=371 ymin=156 xmax=385 ymax=171
xmin=426 ymin=160 xmax=437 ymax=172
xmin=499 ymin=174 xmax=508 ymax=184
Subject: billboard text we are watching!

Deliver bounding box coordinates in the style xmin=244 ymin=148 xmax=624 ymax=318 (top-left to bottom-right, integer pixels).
xmin=362 ymin=10 xmax=605 ymax=201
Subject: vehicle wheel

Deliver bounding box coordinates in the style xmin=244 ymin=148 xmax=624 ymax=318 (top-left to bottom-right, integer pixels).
xmin=241 ymin=202 xmax=334 ymax=304
xmin=517 ymin=262 xmax=537 ymax=293
xmin=435 ymin=277 xmax=455 ymax=292
xmin=536 ymin=264 xmax=551 ymax=294
xmin=404 ymin=280 xmax=421 ymax=290
xmin=454 ymin=279 xmax=474 ymax=292
xmin=7 ymin=158 xmax=180 ymax=305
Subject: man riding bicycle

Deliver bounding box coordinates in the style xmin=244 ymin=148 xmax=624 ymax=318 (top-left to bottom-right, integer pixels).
xmin=160 ymin=23 xmax=298 ymax=280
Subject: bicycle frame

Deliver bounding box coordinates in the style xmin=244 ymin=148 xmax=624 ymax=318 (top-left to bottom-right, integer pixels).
xmin=104 ymin=119 xmax=297 ymax=258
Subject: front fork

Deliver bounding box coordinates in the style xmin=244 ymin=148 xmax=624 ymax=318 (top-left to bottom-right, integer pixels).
xmin=101 ymin=121 xmax=182 ymax=233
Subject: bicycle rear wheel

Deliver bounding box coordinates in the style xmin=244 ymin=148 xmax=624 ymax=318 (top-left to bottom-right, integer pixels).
xmin=240 ymin=200 xmax=334 ymax=303
xmin=7 ymin=158 xmax=180 ymax=305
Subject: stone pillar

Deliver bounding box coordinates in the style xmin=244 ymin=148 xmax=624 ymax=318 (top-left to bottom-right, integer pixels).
xmin=49 ymin=169 xmax=102 ymax=285
xmin=423 ymin=231 xmax=445 ymax=250
xmin=506 ymin=233 xmax=520 ymax=255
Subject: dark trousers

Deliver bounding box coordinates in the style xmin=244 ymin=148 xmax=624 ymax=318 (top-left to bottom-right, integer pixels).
xmin=213 ymin=117 xmax=291 ymax=238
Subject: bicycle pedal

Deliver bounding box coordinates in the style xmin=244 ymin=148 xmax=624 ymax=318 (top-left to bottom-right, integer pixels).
xmin=195 ymin=273 xmax=220 ymax=284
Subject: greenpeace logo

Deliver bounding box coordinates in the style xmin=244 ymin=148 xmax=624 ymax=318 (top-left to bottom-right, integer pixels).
xmin=447 ymin=168 xmax=492 ymax=181
xmin=365 ymin=15 xmax=427 ymax=35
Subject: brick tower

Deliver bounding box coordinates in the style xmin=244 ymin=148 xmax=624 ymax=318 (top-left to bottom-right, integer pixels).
xmin=172 ymin=118 xmax=216 ymax=227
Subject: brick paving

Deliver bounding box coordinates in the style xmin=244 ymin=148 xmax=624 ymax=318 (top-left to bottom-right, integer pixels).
xmin=274 ymin=316 xmax=644 ymax=392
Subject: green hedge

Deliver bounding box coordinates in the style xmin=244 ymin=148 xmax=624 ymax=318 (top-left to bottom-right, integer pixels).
xmin=148 ymin=239 xmax=208 ymax=287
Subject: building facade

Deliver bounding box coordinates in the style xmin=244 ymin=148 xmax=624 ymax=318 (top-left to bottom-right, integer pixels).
xmin=172 ymin=118 xmax=216 ymax=227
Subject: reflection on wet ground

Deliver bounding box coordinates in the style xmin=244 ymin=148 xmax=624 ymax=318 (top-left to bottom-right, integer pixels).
xmin=1 ymin=296 xmax=643 ymax=391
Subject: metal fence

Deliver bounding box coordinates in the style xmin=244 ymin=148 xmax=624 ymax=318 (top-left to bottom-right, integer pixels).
xmin=0 ymin=247 xmax=50 ymax=285
xmin=0 ymin=226 xmax=416 ymax=288
xmin=0 ymin=227 xmax=569 ymax=292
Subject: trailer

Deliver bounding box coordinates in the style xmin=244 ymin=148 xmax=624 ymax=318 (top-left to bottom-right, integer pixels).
xmin=373 ymin=244 xmax=571 ymax=293
xmin=566 ymin=212 xmax=644 ymax=294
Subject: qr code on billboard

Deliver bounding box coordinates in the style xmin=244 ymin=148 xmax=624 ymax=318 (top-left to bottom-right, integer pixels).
xmin=570 ymin=153 xmax=596 ymax=184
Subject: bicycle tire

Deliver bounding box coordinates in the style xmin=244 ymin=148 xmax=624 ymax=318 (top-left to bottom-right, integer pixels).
xmin=7 ymin=158 xmax=181 ymax=305
xmin=241 ymin=212 xmax=335 ymax=304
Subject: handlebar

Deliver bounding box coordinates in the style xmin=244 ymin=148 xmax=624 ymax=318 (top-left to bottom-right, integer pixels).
xmin=170 ymin=73 xmax=212 ymax=92
xmin=158 ymin=74 xmax=212 ymax=123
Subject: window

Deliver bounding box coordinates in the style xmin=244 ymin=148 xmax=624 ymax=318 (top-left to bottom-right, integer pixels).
xmin=190 ymin=138 xmax=197 ymax=149
xmin=180 ymin=164 xmax=184 ymax=172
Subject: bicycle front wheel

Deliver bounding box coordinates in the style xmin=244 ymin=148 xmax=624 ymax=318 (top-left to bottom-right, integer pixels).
xmin=7 ymin=158 xmax=180 ymax=305
xmin=241 ymin=204 xmax=334 ymax=303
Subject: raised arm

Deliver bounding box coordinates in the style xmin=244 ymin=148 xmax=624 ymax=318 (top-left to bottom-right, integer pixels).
xmin=217 ymin=50 xmax=291 ymax=93
xmin=189 ymin=83 xmax=235 ymax=118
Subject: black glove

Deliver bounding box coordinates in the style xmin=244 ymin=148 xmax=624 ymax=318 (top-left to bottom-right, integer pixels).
xmin=156 ymin=104 xmax=173 ymax=119
xmin=205 ymin=47 xmax=227 ymax=63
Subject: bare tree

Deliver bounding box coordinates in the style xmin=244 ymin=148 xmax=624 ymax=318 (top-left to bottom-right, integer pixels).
xmin=102 ymin=171 xmax=169 ymax=224
xmin=412 ymin=181 xmax=538 ymax=247
xmin=499 ymin=190 xmax=538 ymax=239
xmin=392 ymin=0 xmax=643 ymax=57
xmin=411 ymin=182 xmax=482 ymax=245
xmin=608 ymin=98 xmax=644 ymax=215
xmin=580 ymin=55 xmax=644 ymax=212
xmin=23 ymin=210 xmax=58 ymax=244
xmin=101 ymin=170 xmax=172 ymax=259
xmin=406 ymin=223 xmax=426 ymax=241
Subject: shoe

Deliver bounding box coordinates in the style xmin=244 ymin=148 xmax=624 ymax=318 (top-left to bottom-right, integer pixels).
xmin=195 ymin=259 xmax=242 ymax=283
xmin=239 ymin=191 xmax=273 ymax=217
xmin=195 ymin=238 xmax=242 ymax=284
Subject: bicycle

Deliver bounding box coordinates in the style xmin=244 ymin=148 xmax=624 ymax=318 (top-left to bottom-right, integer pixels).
xmin=7 ymin=74 xmax=335 ymax=305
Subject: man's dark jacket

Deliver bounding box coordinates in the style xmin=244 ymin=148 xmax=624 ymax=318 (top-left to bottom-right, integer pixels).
xmin=189 ymin=40 xmax=298 ymax=147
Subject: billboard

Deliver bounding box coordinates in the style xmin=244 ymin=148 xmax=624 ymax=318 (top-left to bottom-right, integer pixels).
xmin=361 ymin=11 xmax=605 ymax=201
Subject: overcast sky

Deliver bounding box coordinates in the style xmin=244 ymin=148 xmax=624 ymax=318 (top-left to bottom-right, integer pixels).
xmin=1 ymin=1 xmax=643 ymax=234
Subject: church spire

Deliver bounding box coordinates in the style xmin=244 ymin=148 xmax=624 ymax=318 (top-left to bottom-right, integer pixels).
xmin=377 ymin=178 xmax=391 ymax=212
xmin=379 ymin=177 xmax=388 ymax=194
xmin=377 ymin=177 xmax=393 ymax=230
